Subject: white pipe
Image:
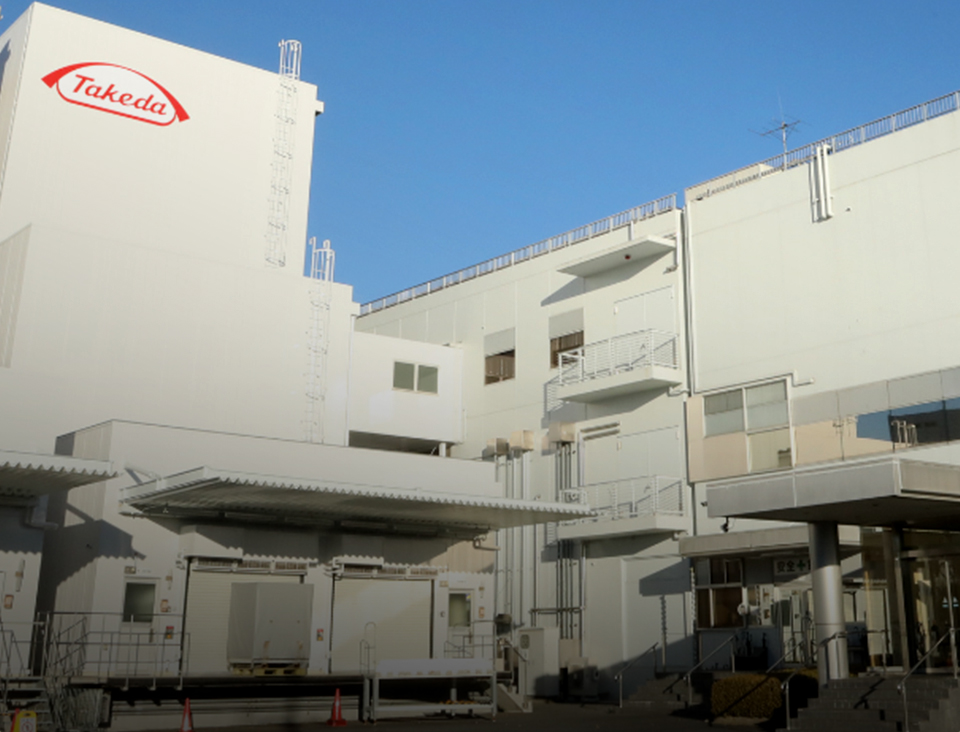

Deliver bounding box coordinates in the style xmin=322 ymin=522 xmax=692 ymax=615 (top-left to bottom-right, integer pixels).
xmin=822 ymin=145 xmax=833 ymax=219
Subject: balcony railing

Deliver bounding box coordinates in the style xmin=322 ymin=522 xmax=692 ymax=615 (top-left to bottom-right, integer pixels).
xmin=558 ymin=329 xmax=679 ymax=386
xmin=359 ymin=194 xmax=677 ymax=315
xmin=686 ymin=90 xmax=960 ymax=201
xmin=561 ymin=475 xmax=684 ymax=523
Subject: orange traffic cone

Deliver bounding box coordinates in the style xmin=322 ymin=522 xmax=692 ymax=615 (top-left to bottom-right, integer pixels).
xmin=326 ymin=688 xmax=347 ymax=727
xmin=179 ymin=698 xmax=194 ymax=732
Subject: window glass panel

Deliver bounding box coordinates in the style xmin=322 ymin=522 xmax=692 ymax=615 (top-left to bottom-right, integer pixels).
xmin=705 ymin=390 xmax=743 ymax=415
xmin=746 ymin=381 xmax=787 ymax=407
xmin=697 ymin=588 xmax=712 ymax=629
xmin=393 ymin=361 xmax=415 ymax=390
xmin=746 ymin=382 xmax=788 ymax=431
xmin=748 ymin=428 xmax=792 ymax=472
xmin=485 ymin=350 xmax=515 ymax=385
xmin=705 ymin=409 xmax=744 ymax=436
xmin=122 ymin=582 xmax=155 ymax=623
xmin=725 ymin=559 xmax=742 ymax=585
xmin=417 ymin=365 xmax=438 ymax=394
xmin=710 ymin=558 xmax=725 ymax=584
xmin=550 ymin=331 xmax=584 ymax=368
xmin=448 ymin=593 xmax=471 ymax=627
xmin=890 ymin=400 xmax=947 ymax=446
xmin=694 ymin=559 xmax=711 ymax=587
xmin=855 ymin=410 xmax=893 ymax=441
xmin=704 ymin=390 xmax=744 ymax=436
xmin=946 ymin=397 xmax=960 ymax=441
xmin=747 ymin=401 xmax=789 ymax=431
xmin=711 ymin=587 xmax=744 ymax=628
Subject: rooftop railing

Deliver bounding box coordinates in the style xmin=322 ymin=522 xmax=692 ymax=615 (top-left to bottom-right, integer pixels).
xmin=359 ymin=194 xmax=677 ymax=315
xmin=686 ymin=91 xmax=960 ymax=201
xmin=561 ymin=475 xmax=684 ymax=524
xmin=557 ymin=328 xmax=679 ymax=386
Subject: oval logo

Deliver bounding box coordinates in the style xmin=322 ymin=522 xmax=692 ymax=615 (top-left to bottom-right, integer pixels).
xmin=42 ymin=62 xmax=189 ymax=126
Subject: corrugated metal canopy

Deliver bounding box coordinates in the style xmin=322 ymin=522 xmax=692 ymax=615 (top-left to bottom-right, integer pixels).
xmin=121 ymin=466 xmax=592 ymax=532
xmin=0 ymin=450 xmax=114 ymax=501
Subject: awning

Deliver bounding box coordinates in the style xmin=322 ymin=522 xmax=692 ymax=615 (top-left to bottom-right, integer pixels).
xmin=679 ymin=524 xmax=861 ymax=559
xmin=706 ymin=456 xmax=960 ymax=530
xmin=0 ymin=450 xmax=115 ymax=503
xmin=121 ymin=466 xmax=592 ymax=532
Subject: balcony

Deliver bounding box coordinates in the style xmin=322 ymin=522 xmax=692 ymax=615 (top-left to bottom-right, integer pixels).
xmin=557 ymin=475 xmax=687 ymax=540
xmin=556 ymin=329 xmax=682 ymax=402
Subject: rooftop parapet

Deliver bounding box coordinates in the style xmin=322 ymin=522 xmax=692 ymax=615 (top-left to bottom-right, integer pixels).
xmin=359 ymin=193 xmax=677 ymax=316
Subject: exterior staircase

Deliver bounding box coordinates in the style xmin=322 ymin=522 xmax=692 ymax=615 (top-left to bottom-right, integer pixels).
xmin=782 ymin=676 xmax=960 ymax=732
xmin=626 ymin=672 xmax=707 ymax=710
xmin=1 ymin=677 xmax=55 ymax=732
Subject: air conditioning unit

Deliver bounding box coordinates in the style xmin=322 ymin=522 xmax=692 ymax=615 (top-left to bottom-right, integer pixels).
xmin=487 ymin=438 xmax=510 ymax=456
xmin=509 ymin=430 xmax=535 ymax=452
xmin=548 ymin=422 xmax=576 ymax=444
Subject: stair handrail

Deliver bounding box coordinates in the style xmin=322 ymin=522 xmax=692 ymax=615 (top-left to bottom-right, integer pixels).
xmin=614 ymin=641 xmax=658 ymax=709
xmin=897 ymin=626 xmax=956 ymax=732
xmin=815 ymin=629 xmax=847 ymax=683
xmin=764 ymin=637 xmax=801 ymax=674
xmin=779 ymin=667 xmax=807 ymax=732
xmin=678 ymin=633 xmax=738 ymax=707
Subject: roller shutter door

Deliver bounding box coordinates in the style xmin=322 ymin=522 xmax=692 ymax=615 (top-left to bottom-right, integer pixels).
xmin=184 ymin=568 xmax=301 ymax=675
xmin=330 ymin=579 xmax=432 ymax=673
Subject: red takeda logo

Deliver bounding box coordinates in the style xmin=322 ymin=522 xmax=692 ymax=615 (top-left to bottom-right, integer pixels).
xmin=42 ymin=62 xmax=189 ymax=126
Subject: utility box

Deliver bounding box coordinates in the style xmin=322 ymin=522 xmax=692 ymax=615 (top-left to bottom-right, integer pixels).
xmin=227 ymin=583 xmax=313 ymax=671
xmin=548 ymin=422 xmax=576 ymax=444
xmin=516 ymin=626 xmax=560 ymax=697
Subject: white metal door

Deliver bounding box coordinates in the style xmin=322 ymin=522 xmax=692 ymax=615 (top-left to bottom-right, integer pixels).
xmin=184 ymin=569 xmax=300 ymax=675
xmin=330 ymin=578 xmax=432 ymax=673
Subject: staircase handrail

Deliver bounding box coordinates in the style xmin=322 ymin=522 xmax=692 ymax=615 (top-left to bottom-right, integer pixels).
xmin=765 ymin=637 xmax=801 ymax=674
xmin=898 ymin=627 xmax=956 ymax=732
xmin=676 ymin=633 xmax=738 ymax=706
xmin=779 ymin=667 xmax=807 ymax=731
xmin=614 ymin=641 xmax=658 ymax=709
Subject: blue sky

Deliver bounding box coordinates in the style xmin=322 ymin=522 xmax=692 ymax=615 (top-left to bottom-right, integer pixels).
xmin=7 ymin=1 xmax=960 ymax=303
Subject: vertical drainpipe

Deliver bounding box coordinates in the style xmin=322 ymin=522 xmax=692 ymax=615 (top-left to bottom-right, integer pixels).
xmin=680 ymin=204 xmax=698 ymax=538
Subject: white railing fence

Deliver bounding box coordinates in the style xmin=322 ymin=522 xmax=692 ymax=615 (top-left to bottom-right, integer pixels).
xmin=558 ymin=329 xmax=678 ymax=386
xmin=359 ymin=194 xmax=676 ymax=315
xmin=687 ymin=91 xmax=960 ymax=200
xmin=562 ymin=475 xmax=684 ymax=522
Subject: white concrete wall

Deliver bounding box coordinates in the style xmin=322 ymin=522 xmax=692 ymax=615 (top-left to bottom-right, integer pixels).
xmin=0 ymin=3 xmax=318 ymax=274
xmin=39 ymin=420 xmax=498 ymax=675
xmin=0 ymin=509 xmax=44 ymax=666
xmin=0 ymin=4 xmax=358 ymax=453
xmin=687 ymin=110 xmax=960 ymax=397
xmin=348 ymin=331 xmax=463 ymax=445
xmin=356 ymin=209 xmax=693 ymax=683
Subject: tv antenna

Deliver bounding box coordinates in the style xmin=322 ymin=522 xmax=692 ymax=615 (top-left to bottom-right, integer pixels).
xmin=752 ymin=94 xmax=802 ymax=156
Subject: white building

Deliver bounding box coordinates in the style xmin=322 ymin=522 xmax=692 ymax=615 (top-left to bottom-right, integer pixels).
xmin=0 ymin=5 xmax=580 ymax=729
xmin=6 ymin=2 xmax=960 ymax=730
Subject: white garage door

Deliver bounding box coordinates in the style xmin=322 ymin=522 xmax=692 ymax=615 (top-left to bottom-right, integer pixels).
xmin=330 ymin=579 xmax=432 ymax=673
xmin=184 ymin=568 xmax=301 ymax=675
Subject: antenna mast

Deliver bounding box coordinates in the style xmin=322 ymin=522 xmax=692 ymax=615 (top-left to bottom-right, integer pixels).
xmin=752 ymin=95 xmax=802 ymax=159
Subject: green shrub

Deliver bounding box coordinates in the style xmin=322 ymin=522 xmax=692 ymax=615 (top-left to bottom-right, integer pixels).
xmin=710 ymin=669 xmax=820 ymax=719
xmin=711 ymin=674 xmax=782 ymax=718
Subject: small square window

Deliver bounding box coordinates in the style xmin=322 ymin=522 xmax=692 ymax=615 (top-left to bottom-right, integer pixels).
xmin=393 ymin=362 xmax=416 ymax=391
xmin=485 ymin=350 xmax=515 ymax=385
xmin=122 ymin=582 xmax=155 ymax=623
xmin=704 ymin=389 xmax=744 ymax=436
xmin=550 ymin=331 xmax=584 ymax=368
xmin=417 ymin=365 xmax=438 ymax=394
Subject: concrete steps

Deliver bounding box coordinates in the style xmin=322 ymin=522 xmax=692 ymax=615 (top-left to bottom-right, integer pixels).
xmin=625 ymin=672 xmax=705 ymax=709
xmin=779 ymin=676 xmax=960 ymax=732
